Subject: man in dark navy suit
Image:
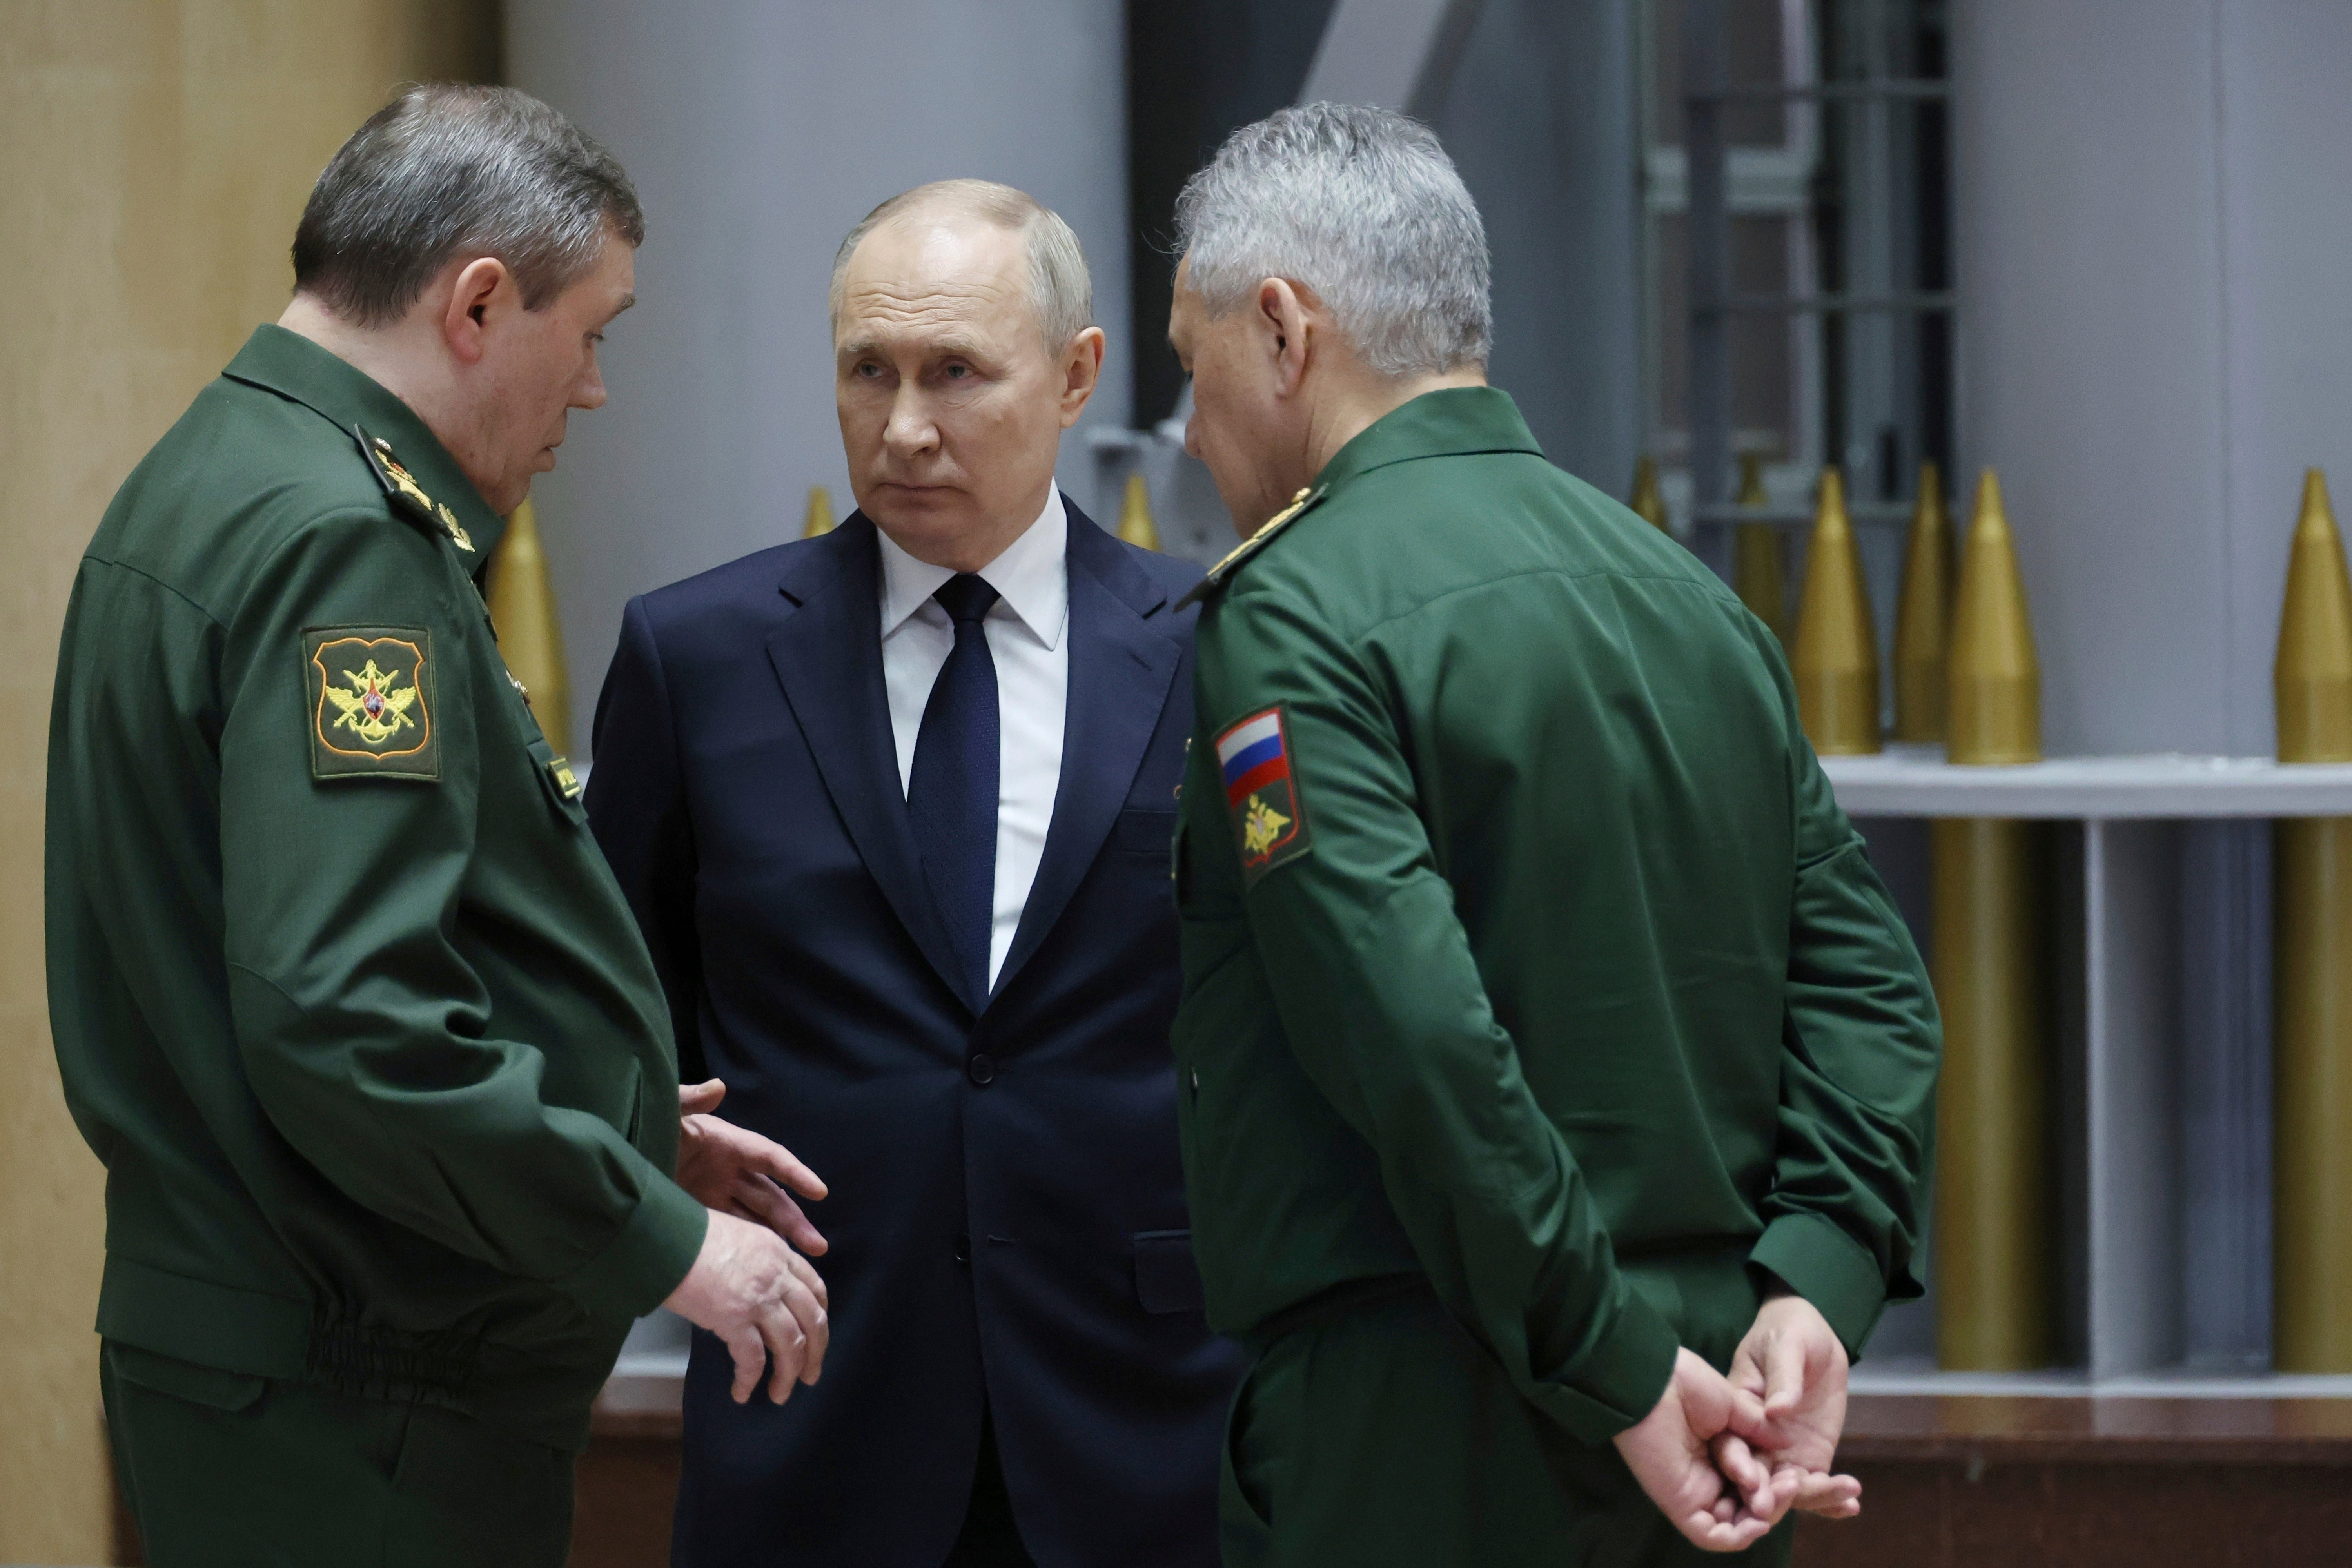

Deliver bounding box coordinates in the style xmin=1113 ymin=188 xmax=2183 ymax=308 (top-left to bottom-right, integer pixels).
xmin=587 ymin=179 xmax=1240 ymax=1568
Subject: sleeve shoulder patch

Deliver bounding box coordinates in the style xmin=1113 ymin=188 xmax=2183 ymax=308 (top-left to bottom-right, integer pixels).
xmin=304 ymin=625 xmax=440 ymax=782
xmin=1214 ymin=705 xmax=1312 ymax=885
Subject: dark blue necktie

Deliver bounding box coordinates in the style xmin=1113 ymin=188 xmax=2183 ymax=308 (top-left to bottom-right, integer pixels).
xmin=907 ymin=573 xmax=1001 ymax=1005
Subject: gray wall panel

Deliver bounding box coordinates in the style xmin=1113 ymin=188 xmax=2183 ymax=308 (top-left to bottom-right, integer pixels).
xmin=1951 ymin=0 xmax=2230 ymax=757
xmin=1431 ymin=0 xmax=1642 ymax=494
xmin=504 ymin=0 xmax=1132 ymax=755
xmin=1954 ymin=0 xmax=2352 ymax=758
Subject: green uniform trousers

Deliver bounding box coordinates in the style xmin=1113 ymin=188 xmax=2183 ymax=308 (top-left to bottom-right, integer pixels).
xmin=102 ymin=1342 xmax=575 ymax=1568
xmin=1220 ymin=1289 xmax=1794 ymax=1568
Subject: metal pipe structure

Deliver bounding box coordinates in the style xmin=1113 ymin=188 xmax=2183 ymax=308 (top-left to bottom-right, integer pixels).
xmin=1935 ymin=465 xmax=2051 ymax=1369
xmin=2273 ymin=468 xmax=2352 ymax=1371
xmin=1682 ymin=0 xmax=1730 ymax=564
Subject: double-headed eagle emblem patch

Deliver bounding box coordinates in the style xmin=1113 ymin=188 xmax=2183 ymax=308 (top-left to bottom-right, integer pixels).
xmin=325 ymin=657 xmax=421 ymax=746
xmin=305 ymin=628 xmax=439 ymax=781
xmin=1214 ymin=705 xmax=1311 ymax=885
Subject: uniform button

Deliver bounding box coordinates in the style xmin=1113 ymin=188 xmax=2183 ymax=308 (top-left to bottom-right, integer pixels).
xmin=954 ymin=1235 xmax=971 ymax=1265
xmin=967 ymin=1054 xmax=996 ymax=1086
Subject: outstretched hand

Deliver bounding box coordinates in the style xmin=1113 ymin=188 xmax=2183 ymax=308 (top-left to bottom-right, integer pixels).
xmin=1613 ymin=1348 xmax=1796 ymax=1552
xmin=1711 ymin=1293 xmax=1863 ymax=1520
xmin=677 ymin=1079 xmax=829 ymax=1257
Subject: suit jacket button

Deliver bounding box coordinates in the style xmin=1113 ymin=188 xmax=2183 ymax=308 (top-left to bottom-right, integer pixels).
xmin=954 ymin=1234 xmax=971 ymax=1265
xmin=967 ymin=1053 xmax=996 ymax=1086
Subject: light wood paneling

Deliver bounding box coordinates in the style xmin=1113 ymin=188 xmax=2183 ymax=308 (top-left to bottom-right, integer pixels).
xmin=0 ymin=4 xmax=493 ymax=1559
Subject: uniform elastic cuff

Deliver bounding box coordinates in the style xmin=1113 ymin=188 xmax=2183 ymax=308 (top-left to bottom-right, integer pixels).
xmin=555 ymin=1176 xmax=708 ymax=1320
xmin=1534 ymin=1285 xmax=1682 ymax=1446
xmin=1749 ymin=1212 xmax=1887 ymax=1359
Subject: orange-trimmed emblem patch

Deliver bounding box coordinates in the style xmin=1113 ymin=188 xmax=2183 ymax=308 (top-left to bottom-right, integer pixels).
xmin=304 ymin=627 xmax=439 ymax=780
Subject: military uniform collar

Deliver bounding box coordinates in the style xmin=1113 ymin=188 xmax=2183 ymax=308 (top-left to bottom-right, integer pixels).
xmin=221 ymin=324 xmax=508 ymax=563
xmin=1176 ymin=387 xmax=1542 ymax=610
xmin=1312 ymin=385 xmax=1544 ymax=498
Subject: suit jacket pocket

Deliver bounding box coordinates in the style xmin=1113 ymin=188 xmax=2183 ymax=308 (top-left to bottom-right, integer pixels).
xmin=1133 ymin=1229 xmax=1207 ymax=1314
xmin=1109 ymin=807 xmax=1180 ymax=857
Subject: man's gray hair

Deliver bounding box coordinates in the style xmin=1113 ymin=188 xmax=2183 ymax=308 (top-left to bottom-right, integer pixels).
xmin=830 ymin=180 xmax=1094 ymax=351
xmin=1175 ymin=102 xmax=1491 ymax=377
xmin=292 ymin=84 xmax=643 ymax=327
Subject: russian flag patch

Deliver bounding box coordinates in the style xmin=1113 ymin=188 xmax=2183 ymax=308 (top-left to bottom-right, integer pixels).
xmin=1214 ymin=706 xmax=1310 ymax=882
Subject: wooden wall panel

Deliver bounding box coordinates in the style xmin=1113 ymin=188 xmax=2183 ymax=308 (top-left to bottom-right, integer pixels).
xmin=0 ymin=4 xmax=492 ymax=1559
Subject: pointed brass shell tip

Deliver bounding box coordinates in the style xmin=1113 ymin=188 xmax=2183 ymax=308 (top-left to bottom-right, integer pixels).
xmin=1945 ymin=466 xmax=2041 ymax=766
xmin=1117 ymin=472 xmax=1161 ymax=552
xmin=2274 ymin=467 xmax=2352 ymax=763
xmin=1731 ymin=453 xmax=1788 ymax=644
xmin=1793 ymin=466 xmax=1881 ymax=755
xmin=484 ymin=496 xmax=572 ymax=754
xmin=1893 ymin=460 xmax=1953 ymax=743
xmin=1630 ymin=454 xmax=1670 ymax=534
xmin=803 ymin=485 xmax=836 ymax=538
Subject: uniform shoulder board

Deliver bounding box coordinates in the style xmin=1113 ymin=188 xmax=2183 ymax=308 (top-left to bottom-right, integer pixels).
xmin=1174 ymin=485 xmax=1326 ymax=610
xmin=354 ymin=425 xmax=475 ymax=552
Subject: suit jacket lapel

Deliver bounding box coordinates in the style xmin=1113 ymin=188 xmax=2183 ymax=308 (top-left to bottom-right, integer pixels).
xmin=766 ymin=517 xmax=972 ymax=1009
xmin=991 ymin=507 xmax=1180 ymax=1003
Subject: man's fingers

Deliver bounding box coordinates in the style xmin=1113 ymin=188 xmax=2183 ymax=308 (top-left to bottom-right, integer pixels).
xmin=1678 ymin=1507 xmax=1773 ymax=1553
xmin=777 ymin=1274 xmax=829 ymax=1385
xmin=733 ymin=1173 xmax=829 ymax=1256
xmin=720 ymin=1321 xmax=766 ymax=1405
xmin=679 ymin=1078 xmax=726 ymax=1116
xmin=1788 ymin=1468 xmax=1864 ymax=1515
xmin=780 ymin=1241 xmax=830 ymax=1312
xmin=1710 ymin=1432 xmax=1776 ymax=1521
xmin=754 ymin=1300 xmax=808 ymax=1404
xmin=750 ymin=1142 xmax=828 ymax=1202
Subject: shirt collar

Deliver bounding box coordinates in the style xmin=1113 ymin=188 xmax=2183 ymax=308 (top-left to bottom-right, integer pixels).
xmin=219 ymin=323 xmax=509 ymax=561
xmin=876 ymin=484 xmax=1069 ymax=649
xmin=1312 ymin=385 xmax=1546 ymax=499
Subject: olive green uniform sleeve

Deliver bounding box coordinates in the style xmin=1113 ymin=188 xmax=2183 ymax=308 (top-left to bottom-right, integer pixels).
xmin=214 ymin=510 xmax=705 ymax=1321
xmin=1196 ymin=589 xmax=1679 ymax=1447
xmin=1748 ymin=717 xmax=1940 ymax=1357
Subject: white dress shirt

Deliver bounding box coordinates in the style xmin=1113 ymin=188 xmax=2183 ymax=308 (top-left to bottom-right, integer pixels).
xmin=877 ymin=485 xmax=1069 ymax=991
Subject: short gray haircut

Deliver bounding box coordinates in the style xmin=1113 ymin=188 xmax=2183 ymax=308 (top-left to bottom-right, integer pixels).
xmin=292 ymin=84 xmax=643 ymax=327
xmin=1175 ymin=102 xmax=1492 ymax=377
xmin=830 ymin=180 xmax=1094 ymax=351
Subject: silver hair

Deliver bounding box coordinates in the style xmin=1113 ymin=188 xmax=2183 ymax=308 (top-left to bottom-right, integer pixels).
xmin=292 ymin=84 xmax=642 ymax=327
xmin=1175 ymin=102 xmax=1492 ymax=378
xmin=830 ymin=180 xmax=1094 ymax=351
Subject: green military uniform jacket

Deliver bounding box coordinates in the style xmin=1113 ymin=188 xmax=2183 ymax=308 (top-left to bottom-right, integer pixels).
xmin=1172 ymin=388 xmax=1939 ymax=1452
xmin=46 ymin=325 xmax=707 ymax=1452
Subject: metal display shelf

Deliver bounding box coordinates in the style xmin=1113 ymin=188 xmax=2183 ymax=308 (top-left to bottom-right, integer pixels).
xmin=1822 ymin=746 xmax=2352 ymax=818
xmin=1827 ymin=746 xmax=2334 ymax=1394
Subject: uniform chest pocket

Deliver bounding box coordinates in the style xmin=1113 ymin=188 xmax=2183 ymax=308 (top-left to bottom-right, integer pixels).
xmin=525 ymin=735 xmax=589 ymax=826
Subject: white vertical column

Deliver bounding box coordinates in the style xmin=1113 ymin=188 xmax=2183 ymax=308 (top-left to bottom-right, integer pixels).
xmin=1951 ymin=0 xmax=2352 ymax=759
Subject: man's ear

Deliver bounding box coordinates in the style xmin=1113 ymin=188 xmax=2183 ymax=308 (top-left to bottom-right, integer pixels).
xmin=1058 ymin=326 xmax=1106 ymax=428
xmin=1258 ymin=278 xmax=1313 ymax=397
xmin=440 ymin=256 xmax=514 ymax=367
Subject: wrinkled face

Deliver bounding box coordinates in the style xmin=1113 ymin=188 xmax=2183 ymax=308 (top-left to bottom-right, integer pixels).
xmin=1168 ymin=257 xmax=1296 ymax=535
xmin=470 ymin=228 xmax=634 ymax=514
xmin=835 ymin=215 xmax=1077 ymax=559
